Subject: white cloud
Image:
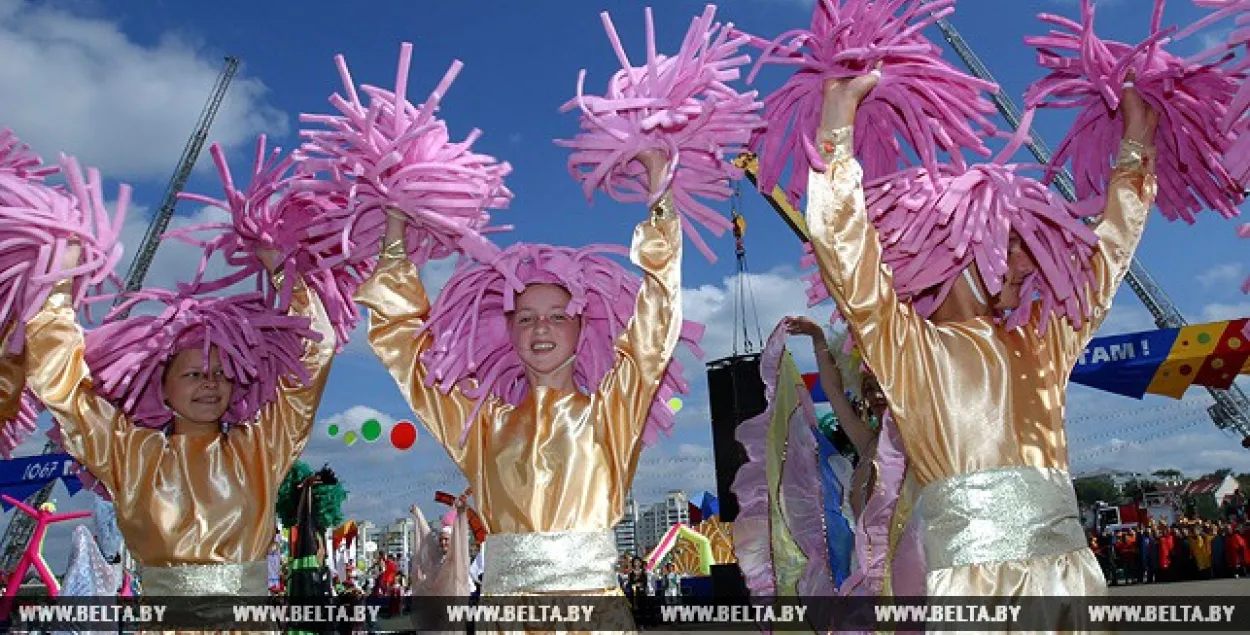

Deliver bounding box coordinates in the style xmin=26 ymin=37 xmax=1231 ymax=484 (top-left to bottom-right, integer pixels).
xmin=682 ymin=265 xmax=826 ymax=361
xmin=0 ymin=0 xmax=287 ymax=180
xmin=1202 ymin=301 xmax=1250 ymax=322
xmin=1196 ymin=263 xmax=1245 ymax=289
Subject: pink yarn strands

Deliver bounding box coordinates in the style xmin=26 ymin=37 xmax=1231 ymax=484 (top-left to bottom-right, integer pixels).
xmin=557 ymin=5 xmax=766 ymax=263
xmin=419 ymin=243 xmax=705 ymax=447
xmin=82 ymin=290 xmax=321 ymax=428
xmin=168 ymin=137 xmax=362 ymax=349
xmin=1024 ymin=0 xmax=1246 ymax=223
xmin=299 ymin=43 xmax=513 ymax=269
xmin=739 ymin=0 xmax=997 ymax=206
xmin=0 ymin=135 xmax=128 ymax=355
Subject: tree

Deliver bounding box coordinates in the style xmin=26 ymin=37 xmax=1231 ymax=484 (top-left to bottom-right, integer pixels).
xmin=1122 ymin=479 xmax=1156 ymax=504
xmin=1074 ymin=476 xmax=1120 ymax=507
xmin=1207 ymin=468 xmax=1233 ymax=479
xmin=277 ymin=460 xmax=348 ymax=531
xmin=1152 ymin=469 xmax=1184 ymax=480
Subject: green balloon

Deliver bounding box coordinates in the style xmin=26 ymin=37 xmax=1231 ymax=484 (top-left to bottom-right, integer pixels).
xmin=344 ymin=431 xmax=358 ymax=446
xmin=818 ymin=412 xmax=838 ymax=441
xmin=327 ymin=424 xmax=339 ymax=437
xmin=361 ymin=419 xmax=383 ymax=442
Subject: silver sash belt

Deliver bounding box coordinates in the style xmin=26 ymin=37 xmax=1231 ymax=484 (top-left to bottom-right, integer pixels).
xmin=919 ymin=467 xmax=1087 ymax=571
xmin=482 ymin=530 xmax=618 ymax=594
xmin=140 ymin=561 xmax=269 ymax=596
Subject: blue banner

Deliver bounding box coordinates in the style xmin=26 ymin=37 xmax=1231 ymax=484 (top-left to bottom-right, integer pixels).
xmin=1070 ymin=327 xmax=1179 ymax=399
xmin=0 ymin=453 xmax=84 ymax=509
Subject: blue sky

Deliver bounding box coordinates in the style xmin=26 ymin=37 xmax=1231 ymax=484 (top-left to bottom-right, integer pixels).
xmin=2 ymin=0 xmax=1247 ymax=569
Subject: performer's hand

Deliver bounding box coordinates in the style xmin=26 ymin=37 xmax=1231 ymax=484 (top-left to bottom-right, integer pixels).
xmin=257 ymin=247 xmax=283 ymax=274
xmin=383 ymin=206 xmax=407 ymax=251
xmin=62 ymin=241 xmax=82 ymax=269
xmin=635 ymin=149 xmax=670 ymax=197
xmin=785 ymin=316 xmax=825 ymax=339
xmin=821 ymin=64 xmax=881 ymax=130
xmin=1120 ymin=73 xmax=1158 ymax=147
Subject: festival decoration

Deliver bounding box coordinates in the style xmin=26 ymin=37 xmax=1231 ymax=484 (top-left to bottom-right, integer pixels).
xmin=434 ymin=490 xmax=488 ymax=543
xmin=738 ymin=0 xmax=997 ymax=206
xmin=731 ymin=320 xmax=837 ymax=598
xmin=83 ymin=290 xmax=320 ymax=428
xmin=298 ymin=42 xmax=513 ymax=270
xmin=276 ymin=461 xmax=347 ymax=532
xmin=390 ymin=420 xmax=418 ymax=451
xmin=557 ymin=5 xmax=766 ymax=262
xmin=0 ymin=495 xmax=91 ymax=599
xmin=1070 ymin=318 xmax=1250 ymax=399
xmin=645 ymin=523 xmax=713 ymax=575
xmin=1023 ymin=0 xmax=1246 ymax=223
xmin=420 ymin=242 xmax=705 ymax=447
xmin=360 ymin=418 xmax=383 ymax=442
xmin=0 ymin=135 xmax=128 ymax=355
xmin=168 ymin=137 xmax=363 ymax=350
xmin=0 ymin=453 xmax=85 ymax=506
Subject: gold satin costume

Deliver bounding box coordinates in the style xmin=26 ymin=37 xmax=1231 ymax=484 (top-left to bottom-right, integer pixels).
xmin=806 ymin=132 xmax=1154 ymax=615
xmin=22 ymin=278 xmax=334 ymax=632
xmin=356 ymin=198 xmax=682 ymax=633
xmin=1 ymin=350 xmax=23 ymax=423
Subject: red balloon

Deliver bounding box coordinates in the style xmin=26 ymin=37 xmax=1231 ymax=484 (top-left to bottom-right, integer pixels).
xmin=391 ymin=420 xmax=417 ymax=450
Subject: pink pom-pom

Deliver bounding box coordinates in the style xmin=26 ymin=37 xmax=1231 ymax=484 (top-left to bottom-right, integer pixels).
xmin=299 ymin=43 xmax=513 ymax=268
xmin=0 ymin=389 xmax=42 ymax=459
xmin=419 ymin=242 xmax=704 ymax=447
xmin=0 ymin=139 xmax=128 ymax=355
xmin=739 ymin=0 xmax=997 ymax=206
xmin=167 ymin=137 xmax=363 ymax=350
xmin=82 ymin=289 xmax=322 ymax=428
xmin=1023 ymin=0 xmax=1246 ymax=223
xmin=557 ymin=5 xmax=765 ymax=264
xmin=1189 ymin=1 xmax=1250 ymax=190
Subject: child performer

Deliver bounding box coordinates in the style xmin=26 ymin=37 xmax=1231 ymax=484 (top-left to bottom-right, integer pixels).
xmin=22 ymin=246 xmax=335 ymax=601
xmin=357 ymin=151 xmax=683 ymax=631
xmin=805 ymin=68 xmax=1157 ymax=606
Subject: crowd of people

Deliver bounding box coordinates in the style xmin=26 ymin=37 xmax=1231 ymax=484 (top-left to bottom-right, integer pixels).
xmin=1093 ymin=505 xmax=1250 ymax=585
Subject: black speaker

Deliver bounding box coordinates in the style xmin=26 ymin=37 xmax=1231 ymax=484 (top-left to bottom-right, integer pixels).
xmin=705 ymin=354 xmax=766 ymax=523
xmin=710 ymin=563 xmax=749 ymax=598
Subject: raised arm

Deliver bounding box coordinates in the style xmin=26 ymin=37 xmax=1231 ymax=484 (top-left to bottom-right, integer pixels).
xmin=0 ymin=344 xmax=23 ymax=422
xmin=256 ymin=255 xmax=338 ymax=480
xmin=786 ymin=317 xmax=875 ymax=456
xmin=353 ymin=213 xmax=487 ymax=467
xmin=22 ymin=266 xmax=148 ymax=497
xmin=805 ymin=73 xmax=924 ymax=397
xmin=599 ymin=153 xmax=684 ymax=473
xmin=1059 ymin=86 xmax=1159 ymax=361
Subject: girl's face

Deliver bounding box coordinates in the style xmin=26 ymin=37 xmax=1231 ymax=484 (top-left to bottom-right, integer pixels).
xmin=508 ymin=284 xmax=582 ymax=375
xmin=163 ymin=346 xmax=232 ymax=425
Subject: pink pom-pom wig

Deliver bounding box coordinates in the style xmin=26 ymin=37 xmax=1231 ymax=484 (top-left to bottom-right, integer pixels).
xmin=0 ymin=141 xmax=128 ymax=355
xmin=418 ymin=242 xmax=705 ymax=447
xmin=739 ymin=0 xmax=998 ymax=206
xmin=557 ymin=5 xmax=766 ymax=263
xmin=799 ymin=121 xmax=1103 ymax=334
xmin=299 ymin=43 xmax=513 ymax=270
xmin=168 ymin=136 xmax=365 ymax=350
xmin=1023 ymin=0 xmax=1246 ymax=223
xmin=82 ymin=289 xmax=322 ymax=429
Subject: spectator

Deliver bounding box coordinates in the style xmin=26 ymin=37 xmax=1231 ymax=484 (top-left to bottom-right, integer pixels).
xmin=1138 ymin=528 xmax=1156 ymax=584
xmin=1227 ymin=524 xmax=1248 ymax=578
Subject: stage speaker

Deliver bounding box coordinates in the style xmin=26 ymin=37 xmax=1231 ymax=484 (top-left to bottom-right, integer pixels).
xmin=705 ymin=354 xmax=766 ymax=523
xmin=710 ymin=563 xmax=749 ymax=598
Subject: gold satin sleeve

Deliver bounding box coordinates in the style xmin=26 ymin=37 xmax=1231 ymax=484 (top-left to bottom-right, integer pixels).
xmin=0 ymin=348 xmax=24 ymax=423
xmin=1055 ymin=140 xmax=1158 ymax=362
xmin=242 ymin=276 xmax=337 ymax=482
xmin=597 ymin=194 xmax=684 ymax=482
xmin=22 ymin=282 xmax=154 ymax=496
xmin=804 ymin=139 xmax=927 ymax=415
xmin=355 ymin=256 xmax=492 ymax=468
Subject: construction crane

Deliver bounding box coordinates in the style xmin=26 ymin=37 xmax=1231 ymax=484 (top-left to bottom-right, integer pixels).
xmin=0 ymin=56 xmax=241 ymax=577
xmin=929 ymin=17 xmax=1250 ymax=441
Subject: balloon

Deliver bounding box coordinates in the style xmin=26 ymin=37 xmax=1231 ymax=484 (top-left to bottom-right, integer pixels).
xmin=361 ymin=419 xmax=383 ymax=442
xmin=818 ymin=412 xmax=838 ymax=442
xmin=327 ymin=424 xmax=339 ymax=437
xmin=344 ymin=431 xmax=358 ymax=446
xmin=668 ymin=397 xmax=683 ymax=413
xmin=391 ymin=420 xmax=418 ymax=451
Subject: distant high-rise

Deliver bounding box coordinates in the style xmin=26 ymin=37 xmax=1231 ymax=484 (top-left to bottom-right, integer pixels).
xmin=614 ymin=489 xmax=639 ymax=556
xmin=636 ymin=490 xmax=689 ymax=554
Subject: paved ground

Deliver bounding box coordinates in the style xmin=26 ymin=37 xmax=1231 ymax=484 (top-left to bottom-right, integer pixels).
xmin=372 ymin=577 xmax=1250 ymax=633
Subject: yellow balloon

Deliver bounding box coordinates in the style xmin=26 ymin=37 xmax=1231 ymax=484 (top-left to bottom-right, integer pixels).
xmin=344 ymin=431 xmax=359 ymax=446
xmin=668 ymin=397 xmax=683 ymax=413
